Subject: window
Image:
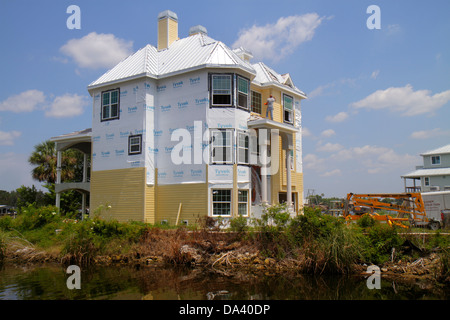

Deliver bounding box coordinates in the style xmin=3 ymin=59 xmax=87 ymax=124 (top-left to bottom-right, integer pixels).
xmin=238 ymin=131 xmax=249 ymax=164
xmin=101 ymin=89 xmax=120 ymax=121
xmin=424 ymin=177 xmax=430 ymax=186
xmin=431 ymin=156 xmax=441 ymax=165
xmin=238 ymin=190 xmax=249 ymax=216
xmin=283 ymin=94 xmax=294 ymax=124
xmin=211 ymin=74 xmax=232 ymax=106
xmin=211 ymin=129 xmax=233 ymax=164
xmin=251 ymin=91 xmax=262 ymax=114
xmin=237 ymin=76 xmax=249 ymax=109
xmin=128 ymin=134 xmax=142 ymax=155
xmin=212 ymin=189 xmax=231 ymax=216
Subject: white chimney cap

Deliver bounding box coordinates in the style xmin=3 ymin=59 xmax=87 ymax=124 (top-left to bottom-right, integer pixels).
xmin=189 ymin=25 xmax=208 ymax=36
xmin=158 ymin=10 xmax=178 ymax=21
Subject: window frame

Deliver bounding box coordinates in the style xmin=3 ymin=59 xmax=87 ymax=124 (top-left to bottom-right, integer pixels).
xmin=283 ymin=93 xmax=294 ymax=124
xmin=424 ymin=177 xmax=430 ymax=186
xmin=431 ymin=155 xmax=441 ymax=165
xmin=128 ymin=134 xmax=142 ymax=155
xmin=101 ymin=88 xmax=120 ymax=122
xmin=210 ymin=129 xmax=234 ymax=164
xmin=251 ymin=90 xmax=262 ymax=114
xmin=210 ymin=73 xmax=233 ymax=107
xmin=212 ymin=189 xmax=232 ymax=216
xmin=237 ymin=76 xmax=250 ymax=110
xmin=237 ymin=189 xmax=249 ymax=217
xmin=237 ymin=130 xmax=250 ymax=165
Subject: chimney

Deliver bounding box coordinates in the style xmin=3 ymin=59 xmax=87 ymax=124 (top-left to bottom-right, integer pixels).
xmin=157 ymin=10 xmax=178 ymax=51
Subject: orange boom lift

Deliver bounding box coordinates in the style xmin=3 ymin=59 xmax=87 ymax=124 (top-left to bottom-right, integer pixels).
xmin=343 ymin=193 xmax=430 ymax=229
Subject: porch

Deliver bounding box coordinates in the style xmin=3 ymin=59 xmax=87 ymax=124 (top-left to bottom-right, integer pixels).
xmin=50 ymin=128 xmax=92 ymax=216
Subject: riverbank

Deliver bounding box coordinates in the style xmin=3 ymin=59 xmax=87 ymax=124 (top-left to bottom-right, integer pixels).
xmin=0 ymin=205 xmax=449 ymax=286
xmin=2 ymin=227 xmax=449 ymax=286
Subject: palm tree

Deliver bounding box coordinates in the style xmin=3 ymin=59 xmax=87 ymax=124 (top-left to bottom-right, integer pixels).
xmin=28 ymin=140 xmax=83 ymax=184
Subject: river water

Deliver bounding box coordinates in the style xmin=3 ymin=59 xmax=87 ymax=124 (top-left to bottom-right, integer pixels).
xmin=0 ymin=262 xmax=448 ymax=300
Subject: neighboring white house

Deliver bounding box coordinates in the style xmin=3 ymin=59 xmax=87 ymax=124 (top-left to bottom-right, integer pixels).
xmin=402 ymin=144 xmax=450 ymax=192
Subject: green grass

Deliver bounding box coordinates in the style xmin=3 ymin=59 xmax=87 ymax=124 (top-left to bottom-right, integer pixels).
xmin=0 ymin=204 xmax=448 ymax=276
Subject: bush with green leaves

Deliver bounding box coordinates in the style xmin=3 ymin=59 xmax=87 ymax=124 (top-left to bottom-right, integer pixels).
xmin=361 ymin=223 xmax=403 ymax=264
xmin=229 ymin=215 xmax=248 ymax=233
xmin=14 ymin=205 xmax=61 ymax=231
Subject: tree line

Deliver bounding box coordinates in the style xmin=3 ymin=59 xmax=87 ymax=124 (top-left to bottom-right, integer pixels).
xmin=1 ymin=140 xmax=89 ymax=214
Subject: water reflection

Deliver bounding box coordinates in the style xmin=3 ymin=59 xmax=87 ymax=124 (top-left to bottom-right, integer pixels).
xmin=0 ymin=263 xmax=448 ymax=300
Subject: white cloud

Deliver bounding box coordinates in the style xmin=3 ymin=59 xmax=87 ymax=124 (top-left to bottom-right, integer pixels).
xmin=370 ymin=70 xmax=380 ymax=79
xmin=60 ymin=32 xmax=133 ymax=69
xmin=331 ymin=144 xmax=418 ymax=174
xmin=0 ymin=90 xmax=45 ymax=113
xmin=351 ymin=84 xmax=450 ymax=116
xmin=0 ymin=131 xmax=21 ymax=146
xmin=302 ymin=127 xmax=312 ymax=138
xmin=411 ymin=128 xmax=450 ymax=140
xmin=386 ymin=24 xmax=401 ymax=35
xmin=303 ymin=153 xmax=326 ymax=171
xmin=233 ymin=13 xmax=325 ymax=62
xmin=44 ymin=94 xmax=88 ymax=118
xmin=320 ymin=169 xmax=341 ymax=177
xmin=317 ymin=142 xmax=343 ymax=153
xmin=325 ymin=111 xmax=348 ymax=123
xmin=321 ymin=129 xmax=336 ymax=138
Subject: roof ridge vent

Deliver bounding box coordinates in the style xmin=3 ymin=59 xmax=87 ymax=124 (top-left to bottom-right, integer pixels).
xmin=189 ymin=25 xmax=208 ymax=36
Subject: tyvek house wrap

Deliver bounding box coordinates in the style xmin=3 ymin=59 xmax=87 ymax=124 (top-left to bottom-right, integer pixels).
xmin=92 ymin=80 xmax=151 ymax=176
xmin=154 ymin=71 xmax=208 ymax=185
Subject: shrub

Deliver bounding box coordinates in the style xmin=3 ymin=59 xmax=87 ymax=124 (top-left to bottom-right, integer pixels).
xmin=290 ymin=209 xmax=363 ymax=274
xmin=15 ymin=205 xmax=61 ymax=231
xmin=288 ymin=207 xmax=345 ymax=245
xmin=362 ymin=223 xmax=403 ymax=264
xmin=0 ymin=232 xmax=6 ymax=261
xmin=229 ymin=215 xmax=248 ymax=233
xmin=357 ymin=214 xmax=376 ymax=229
xmin=0 ymin=216 xmax=13 ymax=231
xmin=61 ymin=221 xmax=99 ymax=266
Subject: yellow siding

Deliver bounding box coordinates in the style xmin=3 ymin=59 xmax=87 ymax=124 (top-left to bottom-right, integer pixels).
xmin=168 ymin=18 xmax=178 ymax=45
xmin=158 ymin=17 xmax=178 ymax=50
xmin=157 ymin=19 xmax=168 ymax=50
xmin=156 ymin=183 xmax=208 ymax=225
xmin=90 ymin=167 xmax=145 ymax=222
xmin=144 ymin=183 xmax=156 ymax=224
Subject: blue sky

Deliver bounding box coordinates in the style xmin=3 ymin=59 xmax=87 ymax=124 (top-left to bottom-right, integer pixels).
xmin=0 ymin=0 xmax=449 ymax=198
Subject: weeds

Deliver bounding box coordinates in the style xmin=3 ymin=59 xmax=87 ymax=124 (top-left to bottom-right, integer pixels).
xmin=0 ymin=203 xmax=448 ymax=278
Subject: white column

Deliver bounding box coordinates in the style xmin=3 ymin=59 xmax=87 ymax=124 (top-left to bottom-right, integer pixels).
xmin=81 ymin=193 xmax=86 ymax=219
xmin=260 ymin=129 xmax=269 ymax=204
xmin=56 ymin=150 xmax=62 ymax=212
xmin=83 ymin=153 xmax=87 ymax=183
xmin=286 ymin=148 xmax=292 ymax=211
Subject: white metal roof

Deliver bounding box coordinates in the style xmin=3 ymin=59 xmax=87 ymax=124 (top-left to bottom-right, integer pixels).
xmin=50 ymin=128 xmax=92 ymax=142
xmin=88 ymin=33 xmax=255 ymax=90
xmin=252 ymin=62 xmax=306 ymax=98
xmin=87 ymin=33 xmax=306 ymax=99
xmin=401 ymin=167 xmax=450 ymax=178
xmin=421 ymin=144 xmax=450 ymax=156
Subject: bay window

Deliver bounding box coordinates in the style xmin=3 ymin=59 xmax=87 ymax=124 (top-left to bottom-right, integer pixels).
xmin=211 ymin=129 xmax=233 ymax=164
xmin=211 ymin=74 xmax=232 ymax=106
